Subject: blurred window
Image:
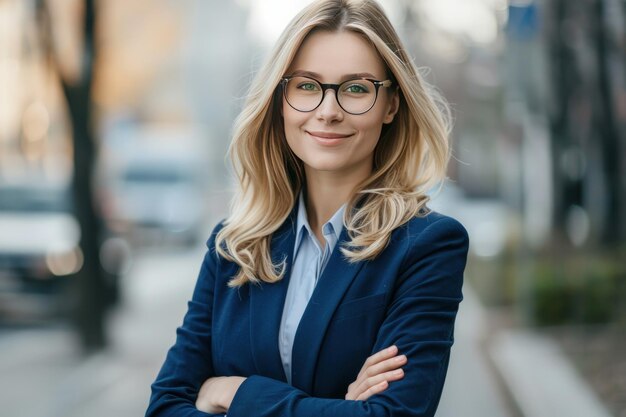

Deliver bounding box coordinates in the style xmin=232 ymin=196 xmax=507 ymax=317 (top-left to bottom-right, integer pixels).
xmin=0 ymin=186 xmax=70 ymax=212
xmin=122 ymin=167 xmax=193 ymax=184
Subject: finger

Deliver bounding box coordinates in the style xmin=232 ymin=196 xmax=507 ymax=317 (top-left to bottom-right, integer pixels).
xmin=354 ymin=368 xmax=405 ymax=397
xmin=356 ymin=380 xmax=388 ymax=401
xmin=364 ymin=354 xmax=407 ymax=379
xmin=357 ymin=345 xmax=398 ymax=378
xmin=354 ymin=354 xmax=406 ymax=388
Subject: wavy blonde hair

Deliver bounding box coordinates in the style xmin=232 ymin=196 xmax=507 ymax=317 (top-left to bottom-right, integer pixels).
xmin=216 ymin=0 xmax=452 ymax=287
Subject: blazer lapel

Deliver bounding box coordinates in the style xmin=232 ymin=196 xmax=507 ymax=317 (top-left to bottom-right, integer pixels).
xmin=249 ymin=209 xmax=297 ymax=382
xmin=290 ymin=227 xmax=366 ymax=392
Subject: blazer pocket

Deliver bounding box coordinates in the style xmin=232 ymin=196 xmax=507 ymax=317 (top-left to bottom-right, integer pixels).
xmin=332 ymin=292 xmax=387 ymax=321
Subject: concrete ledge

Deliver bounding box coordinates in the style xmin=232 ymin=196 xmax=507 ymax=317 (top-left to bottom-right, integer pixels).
xmin=490 ymin=330 xmax=612 ymax=417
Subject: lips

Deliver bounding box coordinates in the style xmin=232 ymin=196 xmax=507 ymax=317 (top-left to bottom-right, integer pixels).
xmin=305 ymin=131 xmax=353 ymax=147
xmin=307 ymin=130 xmax=352 ymax=139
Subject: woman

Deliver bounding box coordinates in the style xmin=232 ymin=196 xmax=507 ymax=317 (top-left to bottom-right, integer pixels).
xmin=146 ymin=1 xmax=469 ymax=416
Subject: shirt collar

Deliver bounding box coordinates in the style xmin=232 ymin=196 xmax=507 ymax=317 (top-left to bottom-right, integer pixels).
xmin=294 ymin=192 xmax=346 ymax=253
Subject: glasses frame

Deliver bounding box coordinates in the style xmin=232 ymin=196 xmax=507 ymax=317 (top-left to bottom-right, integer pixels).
xmin=280 ymin=75 xmax=393 ymax=115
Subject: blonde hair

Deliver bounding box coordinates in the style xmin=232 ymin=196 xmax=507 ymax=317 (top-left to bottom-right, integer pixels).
xmin=216 ymin=0 xmax=452 ymax=286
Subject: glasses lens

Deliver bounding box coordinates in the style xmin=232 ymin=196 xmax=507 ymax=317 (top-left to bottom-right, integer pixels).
xmin=285 ymin=76 xmax=323 ymax=112
xmin=338 ymin=79 xmax=377 ymax=114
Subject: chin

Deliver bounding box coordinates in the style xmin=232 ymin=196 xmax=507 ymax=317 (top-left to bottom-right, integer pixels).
xmin=305 ymin=161 xmax=346 ymax=172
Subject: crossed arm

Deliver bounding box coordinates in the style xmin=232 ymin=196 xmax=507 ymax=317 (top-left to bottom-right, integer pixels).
xmin=195 ymin=345 xmax=408 ymax=413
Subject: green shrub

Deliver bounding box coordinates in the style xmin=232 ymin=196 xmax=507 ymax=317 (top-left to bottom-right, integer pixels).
xmin=529 ymin=254 xmax=622 ymax=326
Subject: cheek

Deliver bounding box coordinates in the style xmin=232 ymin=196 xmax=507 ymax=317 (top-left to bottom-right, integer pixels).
xmin=355 ymin=116 xmax=385 ymax=146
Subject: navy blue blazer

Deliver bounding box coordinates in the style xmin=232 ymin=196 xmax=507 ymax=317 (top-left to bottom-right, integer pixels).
xmin=147 ymin=208 xmax=469 ymax=417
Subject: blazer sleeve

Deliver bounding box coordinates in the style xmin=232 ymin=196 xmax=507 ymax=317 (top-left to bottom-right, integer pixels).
xmin=227 ymin=216 xmax=469 ymax=417
xmin=145 ymin=225 xmax=224 ymax=417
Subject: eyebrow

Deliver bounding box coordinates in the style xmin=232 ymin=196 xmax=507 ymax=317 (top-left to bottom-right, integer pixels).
xmin=289 ymin=69 xmax=381 ymax=81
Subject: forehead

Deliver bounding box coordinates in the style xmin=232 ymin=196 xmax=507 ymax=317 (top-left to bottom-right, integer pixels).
xmin=287 ymin=30 xmax=387 ymax=80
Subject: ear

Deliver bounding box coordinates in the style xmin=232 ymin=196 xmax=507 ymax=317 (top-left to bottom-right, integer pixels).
xmin=382 ymin=87 xmax=400 ymax=124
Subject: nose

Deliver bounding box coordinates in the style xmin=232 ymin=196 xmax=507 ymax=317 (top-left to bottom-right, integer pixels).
xmin=316 ymin=90 xmax=344 ymax=123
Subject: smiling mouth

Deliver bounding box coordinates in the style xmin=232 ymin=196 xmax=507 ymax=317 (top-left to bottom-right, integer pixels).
xmin=306 ymin=131 xmax=353 ymax=139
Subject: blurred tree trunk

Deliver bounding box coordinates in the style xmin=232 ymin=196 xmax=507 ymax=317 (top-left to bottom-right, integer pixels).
xmin=548 ymin=0 xmax=577 ymax=245
xmin=37 ymin=0 xmax=107 ymax=352
xmin=593 ymin=0 xmax=622 ymax=244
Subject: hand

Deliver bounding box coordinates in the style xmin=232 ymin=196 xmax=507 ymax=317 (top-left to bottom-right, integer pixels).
xmin=345 ymin=345 xmax=407 ymax=401
xmin=196 ymin=376 xmax=246 ymax=413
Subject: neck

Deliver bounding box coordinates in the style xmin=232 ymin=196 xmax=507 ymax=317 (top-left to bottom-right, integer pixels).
xmin=303 ymin=163 xmax=372 ymax=233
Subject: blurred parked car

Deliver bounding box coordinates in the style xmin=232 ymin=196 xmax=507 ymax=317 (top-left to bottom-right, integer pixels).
xmin=0 ymin=181 xmax=81 ymax=320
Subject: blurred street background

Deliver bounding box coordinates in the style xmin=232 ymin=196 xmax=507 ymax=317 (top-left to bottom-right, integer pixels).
xmin=0 ymin=0 xmax=624 ymax=416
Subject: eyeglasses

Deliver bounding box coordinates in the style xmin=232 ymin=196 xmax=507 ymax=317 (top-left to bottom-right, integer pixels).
xmin=280 ymin=75 xmax=393 ymax=115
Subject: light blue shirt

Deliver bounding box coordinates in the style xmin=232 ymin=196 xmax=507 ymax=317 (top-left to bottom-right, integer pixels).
xmin=278 ymin=193 xmax=346 ymax=384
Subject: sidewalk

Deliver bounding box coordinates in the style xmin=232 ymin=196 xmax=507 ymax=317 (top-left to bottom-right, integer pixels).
xmin=0 ymin=244 xmax=205 ymax=417
xmin=490 ymin=329 xmax=614 ymax=417
xmin=444 ymin=281 xmax=614 ymax=417
xmin=436 ymin=285 xmax=512 ymax=417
